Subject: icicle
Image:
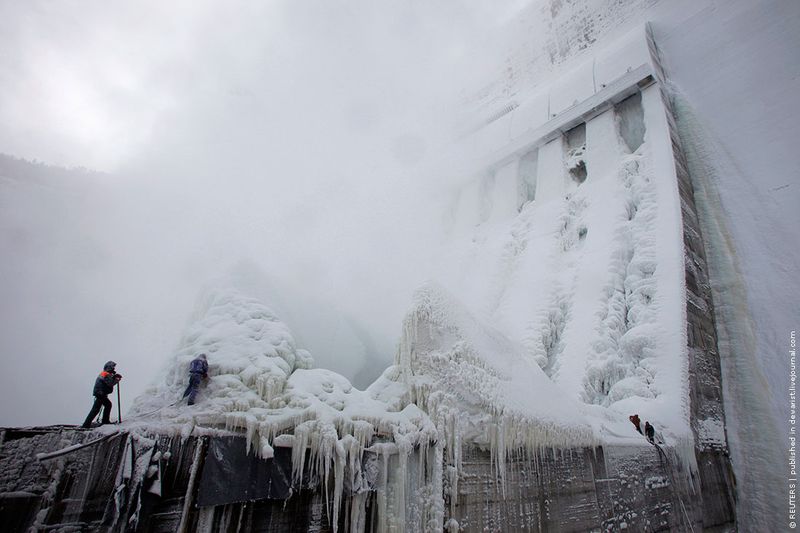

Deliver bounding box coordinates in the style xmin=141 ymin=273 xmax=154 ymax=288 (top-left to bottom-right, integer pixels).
xmin=376 ymin=448 xmax=390 ymax=533
xmin=393 ymin=435 xmax=411 ymax=533
xmin=315 ymin=422 xmax=338 ymax=527
xmin=122 ymin=436 xmax=134 ymax=481
xmin=292 ymin=422 xmax=310 ymax=485
xmin=147 ymin=456 xmax=163 ymax=497
xmin=350 ymin=492 xmax=368 ymax=532
xmin=496 ymin=415 xmax=507 ymax=495
xmin=428 ymin=440 xmax=445 ymax=533
xmin=331 ymin=438 xmax=346 ymax=533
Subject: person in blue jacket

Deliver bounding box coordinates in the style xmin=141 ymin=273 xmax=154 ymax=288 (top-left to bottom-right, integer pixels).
xmin=183 ymin=354 xmax=208 ymax=405
xmin=81 ymin=361 xmax=122 ymax=428
xmin=645 ymin=421 xmax=656 ymax=444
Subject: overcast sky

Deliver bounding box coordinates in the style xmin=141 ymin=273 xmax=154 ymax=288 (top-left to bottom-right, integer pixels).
xmin=0 ymin=1 xmax=531 ymax=170
xmin=0 ymin=1 xmax=532 ymax=426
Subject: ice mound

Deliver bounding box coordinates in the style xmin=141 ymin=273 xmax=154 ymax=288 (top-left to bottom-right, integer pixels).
xmin=129 ymin=288 xmax=443 ymax=531
xmin=370 ymin=283 xmax=596 ymax=496
xmin=130 ymin=288 xmax=435 ymax=453
xmin=129 ymin=288 xmax=313 ymax=433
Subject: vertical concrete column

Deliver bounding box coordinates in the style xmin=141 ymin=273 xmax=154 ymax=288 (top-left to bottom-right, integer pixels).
xmin=585 ymin=108 xmax=622 ymax=183
xmin=488 ymin=159 xmax=519 ymax=223
xmin=517 ymin=148 xmax=539 ymax=209
xmin=535 ymin=138 xmax=565 ymax=202
xmin=640 ymin=84 xmax=686 ymax=391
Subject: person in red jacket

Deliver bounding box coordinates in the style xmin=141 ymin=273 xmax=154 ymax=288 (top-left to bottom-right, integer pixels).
xmin=81 ymin=361 xmax=122 ymax=428
xmin=629 ymin=414 xmax=643 ymax=435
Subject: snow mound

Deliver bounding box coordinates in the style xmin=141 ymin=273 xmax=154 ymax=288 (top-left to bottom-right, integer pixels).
xmin=130 ymin=288 xmax=312 ymax=420
xmin=129 ymin=288 xmax=443 ymax=532
xmin=130 ymin=288 xmax=435 ymax=452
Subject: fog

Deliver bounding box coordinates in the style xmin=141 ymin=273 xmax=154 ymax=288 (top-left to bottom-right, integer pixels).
xmin=0 ymin=1 xmax=527 ymax=426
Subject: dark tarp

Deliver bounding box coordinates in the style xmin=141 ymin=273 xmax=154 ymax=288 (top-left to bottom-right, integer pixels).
xmin=197 ymin=437 xmax=292 ymax=507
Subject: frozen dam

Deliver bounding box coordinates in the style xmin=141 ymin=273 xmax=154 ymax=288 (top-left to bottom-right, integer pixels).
xmin=0 ymin=17 xmax=739 ymax=531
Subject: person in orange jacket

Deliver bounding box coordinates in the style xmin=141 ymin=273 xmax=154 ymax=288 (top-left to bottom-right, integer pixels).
xmin=81 ymin=361 xmax=122 ymax=428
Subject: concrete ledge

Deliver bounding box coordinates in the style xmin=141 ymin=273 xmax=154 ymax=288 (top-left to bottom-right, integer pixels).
xmin=483 ymin=64 xmax=655 ymax=173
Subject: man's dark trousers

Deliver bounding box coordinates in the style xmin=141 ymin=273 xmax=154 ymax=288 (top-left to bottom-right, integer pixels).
xmin=184 ymin=372 xmax=203 ymax=405
xmin=82 ymin=395 xmax=112 ymax=428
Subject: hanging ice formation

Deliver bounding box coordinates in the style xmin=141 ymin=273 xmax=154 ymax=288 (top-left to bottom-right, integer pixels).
xmin=128 ymin=281 xmax=604 ymax=532
xmin=129 ymin=288 xmax=445 ymax=532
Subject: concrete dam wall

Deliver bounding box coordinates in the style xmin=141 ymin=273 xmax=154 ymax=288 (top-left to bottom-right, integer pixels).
xmin=0 ymin=18 xmax=740 ymax=533
xmin=0 ymin=426 xmax=734 ymax=532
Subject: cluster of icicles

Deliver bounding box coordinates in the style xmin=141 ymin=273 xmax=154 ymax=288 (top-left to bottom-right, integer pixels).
xmin=217 ymin=389 xmax=592 ymax=533
xmin=131 ymin=286 xmax=601 ymax=532
xmin=219 ymin=407 xmax=445 ymax=532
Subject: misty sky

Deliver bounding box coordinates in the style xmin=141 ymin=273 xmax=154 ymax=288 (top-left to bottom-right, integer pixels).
xmin=0 ymin=1 xmax=533 ymax=426
xmin=0 ymin=1 xmax=532 ymax=170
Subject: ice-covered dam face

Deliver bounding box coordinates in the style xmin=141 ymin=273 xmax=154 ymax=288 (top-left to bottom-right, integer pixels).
xmin=407 ymin=20 xmax=736 ymax=530
xmin=0 ymin=21 xmax=736 ymax=533
xmin=444 ymin=82 xmax=688 ymax=431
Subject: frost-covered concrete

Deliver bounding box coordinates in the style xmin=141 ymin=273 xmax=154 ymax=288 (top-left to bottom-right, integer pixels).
xmin=440 ymin=82 xmax=691 ymax=448
xmin=454 ymin=1 xmax=796 ymax=528
xmin=0 ymin=425 xmax=733 ymax=533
